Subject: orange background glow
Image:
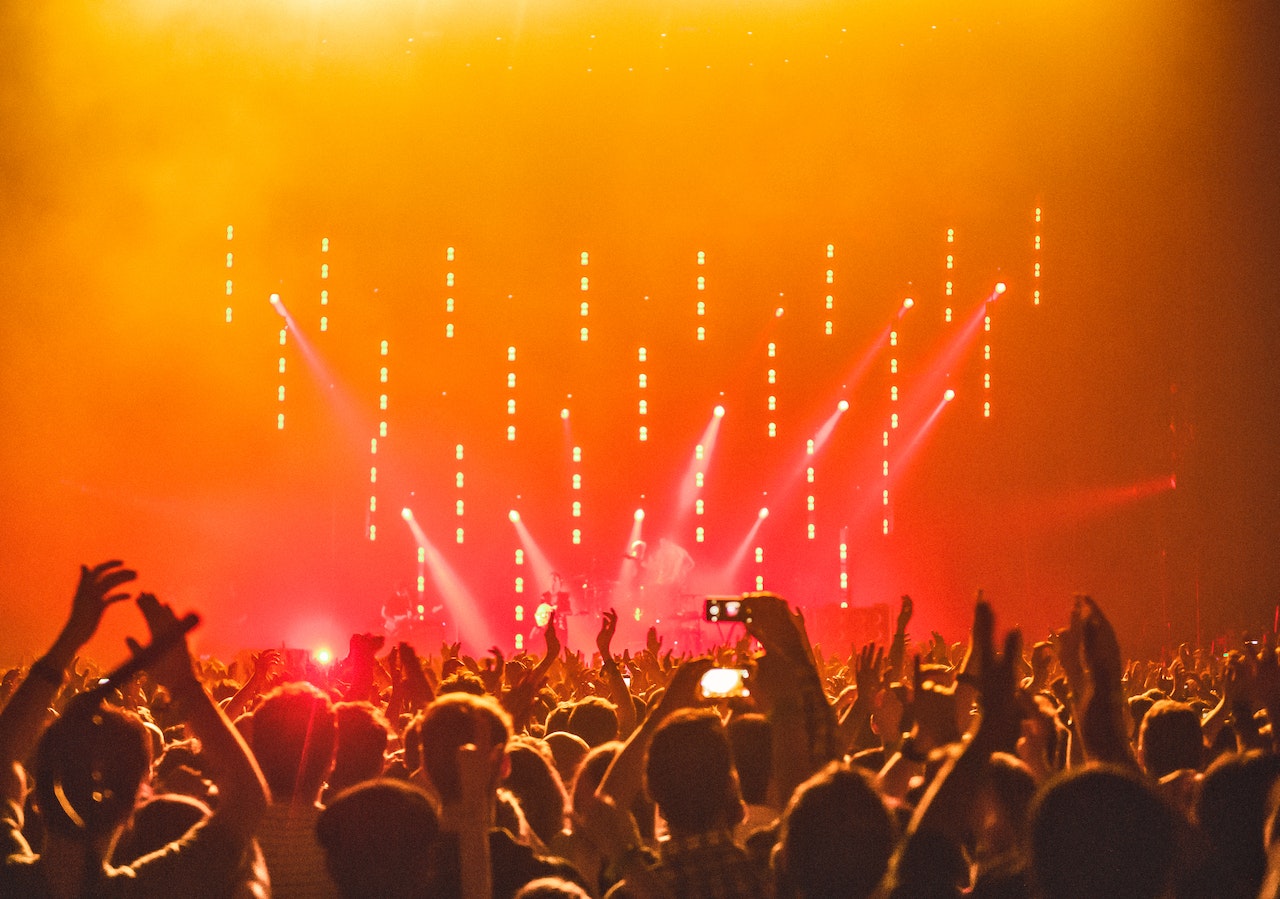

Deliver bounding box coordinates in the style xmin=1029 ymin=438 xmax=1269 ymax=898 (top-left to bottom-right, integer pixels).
xmin=1 ymin=0 xmax=1276 ymax=663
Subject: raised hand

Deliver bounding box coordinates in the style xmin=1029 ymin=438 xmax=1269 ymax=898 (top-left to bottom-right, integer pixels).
xmin=596 ymin=608 xmax=619 ymax=662
xmin=60 ymin=560 xmax=137 ymax=650
xmin=645 ymin=626 xmax=663 ymax=657
xmin=896 ymin=594 xmax=914 ymax=633
xmin=544 ymin=613 xmax=562 ymax=663
xmin=128 ymin=592 xmax=200 ymax=692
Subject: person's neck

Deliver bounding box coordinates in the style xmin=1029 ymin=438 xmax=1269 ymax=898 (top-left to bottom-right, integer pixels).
xmin=438 ymin=796 xmax=497 ymax=834
xmin=41 ymin=832 xmax=110 ymax=899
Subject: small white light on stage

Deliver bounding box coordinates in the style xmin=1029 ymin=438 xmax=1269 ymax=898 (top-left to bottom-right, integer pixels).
xmin=838 ymin=399 xmax=849 ymax=412
xmin=758 ymin=507 xmax=769 ymax=519
xmin=714 ymin=405 xmax=725 ymax=418
xmin=902 ymin=298 xmax=914 ymax=310
xmin=269 ymin=293 xmax=281 ymax=306
xmin=508 ymin=510 xmax=521 ymax=523
xmin=944 ymin=389 xmax=956 ymax=402
xmin=634 ymin=508 xmax=645 ymax=521
xmin=314 ymin=648 xmax=333 ymax=666
xmin=416 ymin=603 xmax=424 ymax=614
xmin=400 ymin=508 xmax=413 ymax=521
xmin=561 ymin=408 xmax=570 ymax=420
xmin=995 ymin=282 xmax=1007 ymax=294
xmin=775 ymin=307 xmax=784 ymax=317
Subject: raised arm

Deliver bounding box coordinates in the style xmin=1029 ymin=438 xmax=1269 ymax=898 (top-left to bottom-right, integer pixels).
xmin=132 ymin=592 xmax=269 ymax=843
xmin=597 ymin=609 xmax=638 ymax=737
xmin=0 ymin=561 xmax=136 ymax=805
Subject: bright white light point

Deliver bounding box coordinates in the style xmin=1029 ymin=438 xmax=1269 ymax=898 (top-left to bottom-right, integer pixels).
xmin=903 ymin=298 xmax=914 ymax=309
xmin=713 ymin=405 xmax=725 ymax=418
xmin=314 ymin=648 xmax=333 ymax=665
xmin=400 ymin=508 xmax=413 ymax=521
xmin=560 ymin=408 xmax=570 ymax=420
xmin=944 ymin=389 xmax=956 ymax=402
xmin=634 ymin=509 xmax=645 ymax=521
xmin=758 ymin=507 xmax=769 ymax=519
xmin=269 ymin=293 xmax=281 ymax=305
xmin=995 ymin=282 xmax=1007 ymax=294
xmin=838 ymin=400 xmax=849 ymax=412
xmin=508 ymin=510 xmax=521 ymax=523
xmin=775 ymin=307 xmax=785 ymax=317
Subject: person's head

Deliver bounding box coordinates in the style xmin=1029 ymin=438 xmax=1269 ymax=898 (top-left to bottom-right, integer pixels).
xmin=774 ymin=762 xmax=894 ymax=899
xmin=415 ymin=693 xmax=512 ymax=805
xmin=544 ymin=703 xmax=573 ymax=735
xmin=643 ymin=709 xmax=742 ymax=836
xmin=544 ymin=731 xmax=591 ymax=788
xmin=328 ymin=701 xmax=393 ymax=795
xmin=436 ymin=669 xmax=486 ymax=696
xmin=568 ymin=741 xmax=621 ymax=815
xmin=505 ymin=737 xmax=568 ymax=846
xmin=1031 ymin=764 xmax=1176 ymax=899
xmin=1196 ymin=749 xmax=1280 ymax=898
xmin=726 ymin=713 xmax=771 ymax=807
xmin=565 ymin=697 xmax=618 ymax=748
xmin=513 ymin=877 xmax=592 ymax=898
xmin=33 ymin=694 xmax=151 ymax=844
xmin=317 ymin=779 xmax=438 ymax=899
xmin=246 ymin=682 xmax=337 ymax=803
xmin=1138 ymin=699 xmax=1202 ymax=777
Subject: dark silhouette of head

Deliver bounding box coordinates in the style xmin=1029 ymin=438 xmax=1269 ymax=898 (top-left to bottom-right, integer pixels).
xmin=247 ymin=682 xmax=337 ymax=803
xmin=416 ymin=693 xmax=512 ymax=805
xmin=643 ymin=709 xmax=742 ymax=837
xmin=1031 ymin=764 xmax=1176 ymax=899
xmin=775 ymin=762 xmax=894 ymax=899
xmin=317 ymin=779 xmax=438 ymax=899
xmin=1138 ymin=699 xmax=1202 ymax=777
xmin=33 ymin=694 xmax=151 ymax=841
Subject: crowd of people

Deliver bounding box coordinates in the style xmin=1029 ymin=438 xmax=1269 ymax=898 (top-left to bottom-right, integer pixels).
xmin=3 ymin=559 xmax=1280 ymax=898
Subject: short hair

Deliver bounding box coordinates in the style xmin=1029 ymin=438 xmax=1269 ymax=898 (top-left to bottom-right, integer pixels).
xmin=565 ymin=697 xmax=618 ymax=748
xmin=329 ymin=701 xmax=392 ymax=795
xmin=317 ymin=779 xmax=438 ymax=899
xmin=1031 ymin=765 xmax=1176 ymax=899
xmin=726 ymin=714 xmax=771 ymax=806
xmin=513 ymin=877 xmax=592 ymax=898
xmin=505 ymin=738 xmax=568 ymax=846
xmin=776 ymin=762 xmax=894 ymax=899
xmin=1138 ymin=699 xmax=1202 ymax=777
xmin=568 ymin=741 xmax=621 ymax=814
xmin=34 ymin=694 xmax=151 ymax=839
xmin=644 ymin=709 xmax=739 ymax=834
xmin=437 ymin=670 xmax=486 ymax=697
xmin=247 ymin=682 xmax=337 ymax=802
xmin=417 ymin=693 xmax=512 ymax=804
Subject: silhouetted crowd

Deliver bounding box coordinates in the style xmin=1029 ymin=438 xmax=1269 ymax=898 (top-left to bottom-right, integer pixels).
xmin=3 ymin=560 xmax=1280 ymax=898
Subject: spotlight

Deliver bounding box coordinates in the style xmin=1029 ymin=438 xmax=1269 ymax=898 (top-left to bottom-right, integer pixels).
xmin=902 ymin=297 xmax=914 ymax=310
xmin=758 ymin=507 xmax=769 ymax=519
xmin=944 ymin=389 xmax=956 ymax=402
xmin=837 ymin=399 xmax=849 ymax=412
xmin=994 ymin=282 xmax=1007 ymax=295
xmin=269 ymin=293 xmax=281 ymax=306
xmin=634 ymin=508 xmax=645 ymax=522
xmin=508 ymin=510 xmax=521 ymax=523
xmin=775 ymin=307 xmax=785 ymax=318
xmin=560 ymin=408 xmax=570 ymax=420
xmin=400 ymin=508 xmax=414 ymax=521
xmin=313 ymin=647 xmax=333 ymax=666
xmin=713 ymin=405 xmax=725 ymax=418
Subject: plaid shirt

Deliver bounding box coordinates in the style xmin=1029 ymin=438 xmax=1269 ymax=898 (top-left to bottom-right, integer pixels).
xmin=607 ymin=829 xmax=770 ymax=899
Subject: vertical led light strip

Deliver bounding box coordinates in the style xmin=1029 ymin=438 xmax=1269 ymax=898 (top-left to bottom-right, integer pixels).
xmin=319 ymin=238 xmax=331 ymax=332
xmin=695 ymin=250 xmax=707 ymax=344
xmin=224 ymin=226 xmax=234 ymax=324
xmin=369 ymin=334 xmax=389 ymax=542
xmin=455 ymin=441 xmax=466 ymax=546
xmin=1033 ymin=205 xmax=1043 ymax=306
xmin=445 ymin=246 xmax=456 ymax=339
xmin=824 ymin=243 xmax=835 ymax=336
